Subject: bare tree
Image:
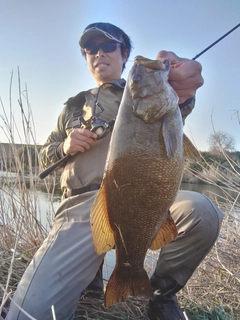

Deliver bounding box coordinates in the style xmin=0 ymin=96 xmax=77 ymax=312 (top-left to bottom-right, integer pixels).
xmin=208 ymin=131 xmax=235 ymax=155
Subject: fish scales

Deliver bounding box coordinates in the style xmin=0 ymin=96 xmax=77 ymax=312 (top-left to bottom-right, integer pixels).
xmin=90 ymin=55 xmax=196 ymax=308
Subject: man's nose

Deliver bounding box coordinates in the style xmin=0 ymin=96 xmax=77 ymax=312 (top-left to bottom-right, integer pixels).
xmin=95 ymin=48 xmax=105 ymax=57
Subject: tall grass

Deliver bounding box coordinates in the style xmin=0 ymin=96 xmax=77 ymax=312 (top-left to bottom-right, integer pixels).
xmin=0 ymin=72 xmax=239 ymax=319
xmin=180 ymin=154 xmax=240 ymax=319
xmin=0 ymin=70 xmax=57 ymax=318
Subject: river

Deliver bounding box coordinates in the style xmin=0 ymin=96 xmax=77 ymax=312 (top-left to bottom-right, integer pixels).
xmin=1 ymin=174 xmax=239 ymax=228
xmin=36 ymin=182 xmax=239 ymax=225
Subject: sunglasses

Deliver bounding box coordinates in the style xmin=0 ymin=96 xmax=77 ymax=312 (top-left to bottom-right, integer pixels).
xmin=84 ymin=41 xmax=122 ymax=55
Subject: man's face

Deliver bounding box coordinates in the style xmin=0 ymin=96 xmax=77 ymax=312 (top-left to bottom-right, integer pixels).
xmin=85 ymin=36 xmax=128 ymax=86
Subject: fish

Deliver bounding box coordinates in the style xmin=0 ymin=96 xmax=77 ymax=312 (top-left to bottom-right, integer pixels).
xmin=90 ymin=55 xmax=199 ymax=308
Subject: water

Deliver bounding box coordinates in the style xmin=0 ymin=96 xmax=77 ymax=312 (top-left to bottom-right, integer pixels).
xmin=1 ymin=170 xmax=238 ymax=226
xmin=1 ymin=176 xmax=239 ymax=281
xmin=180 ymin=182 xmax=240 ymax=202
xmin=39 ymin=182 xmax=239 ymax=221
xmin=0 ymin=171 xmax=61 ymax=230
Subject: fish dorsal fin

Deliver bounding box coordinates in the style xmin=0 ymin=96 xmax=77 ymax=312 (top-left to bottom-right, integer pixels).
xmin=183 ymin=134 xmax=200 ymax=160
xmin=150 ymin=213 xmax=178 ymax=250
xmin=90 ymin=182 xmax=115 ymax=255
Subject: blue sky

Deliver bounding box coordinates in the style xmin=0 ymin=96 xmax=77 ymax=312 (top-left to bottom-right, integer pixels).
xmin=0 ymin=0 xmax=240 ymax=151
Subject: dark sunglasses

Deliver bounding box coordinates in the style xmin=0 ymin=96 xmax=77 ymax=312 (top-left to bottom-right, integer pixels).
xmin=84 ymin=41 xmax=122 ymax=55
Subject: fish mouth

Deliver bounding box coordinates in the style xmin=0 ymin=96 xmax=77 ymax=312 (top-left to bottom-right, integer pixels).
xmin=132 ymin=59 xmax=170 ymax=79
xmin=134 ymin=55 xmax=165 ymax=70
xmin=130 ymin=59 xmax=171 ymax=100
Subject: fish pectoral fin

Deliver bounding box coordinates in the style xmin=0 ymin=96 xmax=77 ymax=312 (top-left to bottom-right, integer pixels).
xmin=162 ymin=116 xmax=181 ymax=158
xmin=150 ymin=213 xmax=178 ymax=250
xmin=183 ymin=134 xmax=201 ymax=160
xmin=90 ymin=182 xmax=115 ymax=255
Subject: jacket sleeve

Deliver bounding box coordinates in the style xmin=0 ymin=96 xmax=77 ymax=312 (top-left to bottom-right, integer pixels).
xmin=179 ymin=96 xmax=195 ymax=124
xmin=38 ymin=105 xmax=70 ymax=170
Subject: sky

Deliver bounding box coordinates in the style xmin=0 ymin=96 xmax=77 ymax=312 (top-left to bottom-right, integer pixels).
xmin=0 ymin=0 xmax=240 ymax=151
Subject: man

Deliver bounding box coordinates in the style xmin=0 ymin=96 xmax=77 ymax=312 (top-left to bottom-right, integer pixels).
xmin=6 ymin=22 xmax=223 ymax=320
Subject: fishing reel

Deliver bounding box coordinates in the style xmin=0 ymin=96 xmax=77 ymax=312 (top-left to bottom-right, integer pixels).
xmin=78 ymin=101 xmax=115 ymax=140
xmin=89 ymin=116 xmax=115 ymax=140
xmin=39 ymin=111 xmax=115 ymax=180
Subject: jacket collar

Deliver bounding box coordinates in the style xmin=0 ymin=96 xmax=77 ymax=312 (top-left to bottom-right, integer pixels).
xmin=65 ymin=78 xmax=126 ymax=107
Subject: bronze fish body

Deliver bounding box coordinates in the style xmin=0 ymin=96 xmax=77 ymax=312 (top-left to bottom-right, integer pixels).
xmin=90 ymin=56 xmax=197 ymax=307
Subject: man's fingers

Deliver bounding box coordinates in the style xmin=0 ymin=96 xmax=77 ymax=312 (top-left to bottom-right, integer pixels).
xmin=169 ymin=60 xmax=203 ymax=81
xmin=156 ymin=50 xmax=187 ymax=64
xmin=63 ymin=128 xmax=97 ymax=155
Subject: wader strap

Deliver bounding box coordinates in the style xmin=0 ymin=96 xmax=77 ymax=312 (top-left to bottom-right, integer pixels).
xmin=65 ymin=184 xmax=100 ymax=198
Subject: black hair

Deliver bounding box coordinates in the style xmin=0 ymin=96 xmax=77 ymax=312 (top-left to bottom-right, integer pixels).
xmin=80 ymin=22 xmax=133 ymax=72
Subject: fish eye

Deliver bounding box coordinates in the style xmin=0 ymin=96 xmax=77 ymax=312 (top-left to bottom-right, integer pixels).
xmin=132 ymin=74 xmax=141 ymax=83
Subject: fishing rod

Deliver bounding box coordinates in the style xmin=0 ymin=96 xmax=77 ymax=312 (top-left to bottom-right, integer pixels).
xmin=38 ymin=23 xmax=240 ymax=179
xmin=192 ymin=23 xmax=240 ymax=60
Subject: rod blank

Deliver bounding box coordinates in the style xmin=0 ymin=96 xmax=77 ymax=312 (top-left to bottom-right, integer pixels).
xmin=192 ymin=23 xmax=240 ymax=60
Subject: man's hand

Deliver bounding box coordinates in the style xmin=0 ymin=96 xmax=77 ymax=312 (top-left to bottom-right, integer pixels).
xmin=156 ymin=50 xmax=204 ymax=104
xmin=63 ymin=128 xmax=97 ymax=155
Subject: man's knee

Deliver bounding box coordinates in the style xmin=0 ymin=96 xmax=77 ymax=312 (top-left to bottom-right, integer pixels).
xmin=171 ymin=190 xmax=224 ymax=244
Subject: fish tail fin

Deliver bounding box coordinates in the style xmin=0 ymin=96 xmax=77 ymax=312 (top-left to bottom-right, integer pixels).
xmin=104 ymin=269 xmax=153 ymax=308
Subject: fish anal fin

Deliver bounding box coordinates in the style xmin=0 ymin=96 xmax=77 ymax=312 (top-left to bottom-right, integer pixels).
xmin=150 ymin=213 xmax=178 ymax=250
xmin=90 ymin=182 xmax=115 ymax=255
xmin=104 ymin=269 xmax=153 ymax=308
xmin=183 ymin=133 xmax=200 ymax=160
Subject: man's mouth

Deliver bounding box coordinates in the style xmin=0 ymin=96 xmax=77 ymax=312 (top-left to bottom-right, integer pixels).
xmin=95 ymin=62 xmax=109 ymax=68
